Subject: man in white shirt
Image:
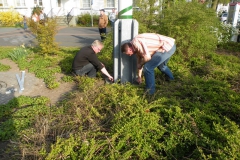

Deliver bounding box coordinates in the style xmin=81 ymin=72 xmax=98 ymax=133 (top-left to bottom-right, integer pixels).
xmin=109 ymin=8 xmax=117 ymax=28
xmin=39 ymin=10 xmax=45 ymax=25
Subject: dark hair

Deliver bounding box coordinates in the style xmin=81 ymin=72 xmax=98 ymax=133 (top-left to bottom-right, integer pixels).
xmin=121 ymin=42 xmax=131 ymax=53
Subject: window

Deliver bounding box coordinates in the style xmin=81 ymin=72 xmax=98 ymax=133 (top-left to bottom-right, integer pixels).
xmin=0 ymin=0 xmax=8 ymax=6
xmin=16 ymin=0 xmax=26 ymax=6
xmin=34 ymin=0 xmax=43 ymax=6
xmin=107 ymin=0 xmax=114 ymax=7
xmin=82 ymin=0 xmax=90 ymax=8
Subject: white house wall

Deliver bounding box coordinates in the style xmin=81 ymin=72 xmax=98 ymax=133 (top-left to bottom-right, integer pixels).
xmin=2 ymin=0 xmax=226 ymax=18
xmin=0 ymin=0 xmax=120 ymax=17
xmin=217 ymin=4 xmax=229 ymax=13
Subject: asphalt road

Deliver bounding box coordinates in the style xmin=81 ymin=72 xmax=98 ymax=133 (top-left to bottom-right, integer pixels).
xmin=0 ymin=26 xmax=104 ymax=47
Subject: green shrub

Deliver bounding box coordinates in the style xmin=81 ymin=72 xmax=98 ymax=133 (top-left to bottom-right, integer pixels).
xmin=32 ymin=6 xmax=42 ymax=16
xmin=218 ymin=41 xmax=240 ymax=52
xmin=0 ymin=47 xmax=14 ymax=59
xmin=77 ymin=13 xmax=109 ymax=27
xmin=29 ymin=18 xmax=58 ymax=55
xmin=44 ymin=77 xmax=240 ymax=159
xmin=58 ymin=47 xmax=78 ymax=74
xmin=0 ymin=96 xmax=50 ymax=140
xmin=133 ymin=0 xmax=159 ymax=33
xmin=62 ymin=75 xmax=74 ymax=82
xmin=0 ymin=63 xmax=10 ymax=71
xmin=156 ymin=2 xmax=221 ymax=60
xmin=98 ymin=32 xmax=114 ymax=73
xmin=77 ymin=12 xmax=92 ymax=26
xmin=0 ymin=47 xmax=13 ymax=71
xmin=8 ymin=45 xmax=31 ymax=61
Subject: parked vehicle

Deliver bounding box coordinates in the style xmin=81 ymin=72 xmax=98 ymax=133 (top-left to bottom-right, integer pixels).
xmin=220 ymin=12 xmax=228 ymax=24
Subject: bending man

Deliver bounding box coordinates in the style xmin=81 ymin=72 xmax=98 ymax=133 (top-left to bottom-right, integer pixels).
xmin=121 ymin=33 xmax=176 ymax=94
xmin=72 ymin=40 xmax=113 ymax=81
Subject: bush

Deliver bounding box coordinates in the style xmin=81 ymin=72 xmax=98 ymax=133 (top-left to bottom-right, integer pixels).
xmin=155 ymin=2 xmax=221 ymax=60
xmin=0 ymin=10 xmax=23 ymax=27
xmin=8 ymin=45 xmax=31 ymax=61
xmin=133 ymin=0 xmax=159 ymax=33
xmin=218 ymin=40 xmax=240 ymax=53
xmin=32 ymin=6 xmax=42 ymax=16
xmin=77 ymin=13 xmax=109 ymax=27
xmin=29 ymin=18 xmax=59 ymax=55
xmin=77 ymin=13 xmax=92 ymax=26
xmin=44 ymin=77 xmax=240 ymax=159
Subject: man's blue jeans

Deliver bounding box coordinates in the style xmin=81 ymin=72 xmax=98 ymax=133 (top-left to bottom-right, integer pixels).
xmin=74 ymin=63 xmax=96 ymax=78
xmin=143 ymin=44 xmax=176 ymax=94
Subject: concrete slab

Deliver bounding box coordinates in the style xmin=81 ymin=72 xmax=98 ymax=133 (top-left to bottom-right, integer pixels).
xmin=0 ymin=71 xmax=45 ymax=105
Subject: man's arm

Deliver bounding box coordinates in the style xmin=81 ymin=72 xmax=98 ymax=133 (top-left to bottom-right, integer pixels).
xmin=136 ymin=55 xmax=143 ymax=84
xmin=104 ymin=15 xmax=108 ymax=27
xmin=101 ymin=67 xmax=113 ymax=81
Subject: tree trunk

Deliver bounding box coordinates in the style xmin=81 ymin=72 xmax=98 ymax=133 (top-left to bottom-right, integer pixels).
xmin=211 ymin=0 xmax=219 ymax=11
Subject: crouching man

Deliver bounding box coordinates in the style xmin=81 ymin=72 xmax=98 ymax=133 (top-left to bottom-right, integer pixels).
xmin=72 ymin=40 xmax=113 ymax=82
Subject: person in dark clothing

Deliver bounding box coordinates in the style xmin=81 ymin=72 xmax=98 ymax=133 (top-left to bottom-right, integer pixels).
xmin=23 ymin=16 xmax=27 ymax=30
xmin=237 ymin=29 xmax=240 ymax=43
xmin=72 ymin=40 xmax=113 ymax=81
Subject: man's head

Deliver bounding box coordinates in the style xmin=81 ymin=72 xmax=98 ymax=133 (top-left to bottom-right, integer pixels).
xmin=92 ymin=40 xmax=104 ymax=53
xmin=121 ymin=43 xmax=134 ymax=56
xmin=112 ymin=8 xmax=115 ymax=13
xmin=100 ymin=9 xmax=105 ymax=15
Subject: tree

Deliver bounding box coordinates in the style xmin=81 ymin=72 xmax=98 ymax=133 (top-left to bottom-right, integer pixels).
xmin=133 ymin=0 xmax=159 ymax=32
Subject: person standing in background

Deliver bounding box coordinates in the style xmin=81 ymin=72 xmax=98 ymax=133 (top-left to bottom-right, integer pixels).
xmin=23 ymin=16 xmax=28 ymax=30
xmin=109 ymin=8 xmax=117 ymax=28
xmin=237 ymin=29 xmax=240 ymax=43
xmin=98 ymin=9 xmax=108 ymax=41
xmin=32 ymin=13 xmax=39 ymax=22
xmin=39 ymin=10 xmax=45 ymax=25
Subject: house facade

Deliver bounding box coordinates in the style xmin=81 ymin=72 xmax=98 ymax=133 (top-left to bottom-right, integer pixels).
xmin=0 ymin=0 xmax=234 ymax=19
xmin=0 ymin=0 xmax=119 ymax=17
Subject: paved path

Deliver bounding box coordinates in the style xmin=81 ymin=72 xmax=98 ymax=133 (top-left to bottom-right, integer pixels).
xmin=0 ymin=26 xmax=103 ymax=47
xmin=0 ymin=28 xmax=36 ymax=46
xmin=55 ymin=27 xmax=101 ymax=47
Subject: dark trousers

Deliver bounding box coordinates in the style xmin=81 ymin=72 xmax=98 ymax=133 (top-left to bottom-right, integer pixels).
xmin=99 ymin=28 xmax=107 ymax=41
xmin=23 ymin=23 xmax=27 ymax=30
xmin=74 ymin=63 xmax=96 ymax=77
xmin=110 ymin=21 xmax=114 ymax=28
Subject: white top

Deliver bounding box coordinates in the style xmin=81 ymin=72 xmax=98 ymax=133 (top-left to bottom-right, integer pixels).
xmin=109 ymin=12 xmax=116 ymax=22
xmin=39 ymin=13 xmax=44 ymax=20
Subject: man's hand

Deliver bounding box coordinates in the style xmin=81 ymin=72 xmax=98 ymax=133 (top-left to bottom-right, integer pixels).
xmin=137 ymin=63 xmax=143 ymax=69
xmin=136 ymin=77 xmax=142 ymax=84
xmin=108 ymin=76 xmax=113 ymax=82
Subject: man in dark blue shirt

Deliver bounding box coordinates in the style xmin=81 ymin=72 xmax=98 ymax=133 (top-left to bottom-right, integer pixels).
xmin=72 ymin=40 xmax=113 ymax=81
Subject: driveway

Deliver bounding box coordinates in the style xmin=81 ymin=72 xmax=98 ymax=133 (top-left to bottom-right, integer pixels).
xmin=0 ymin=26 xmax=103 ymax=47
